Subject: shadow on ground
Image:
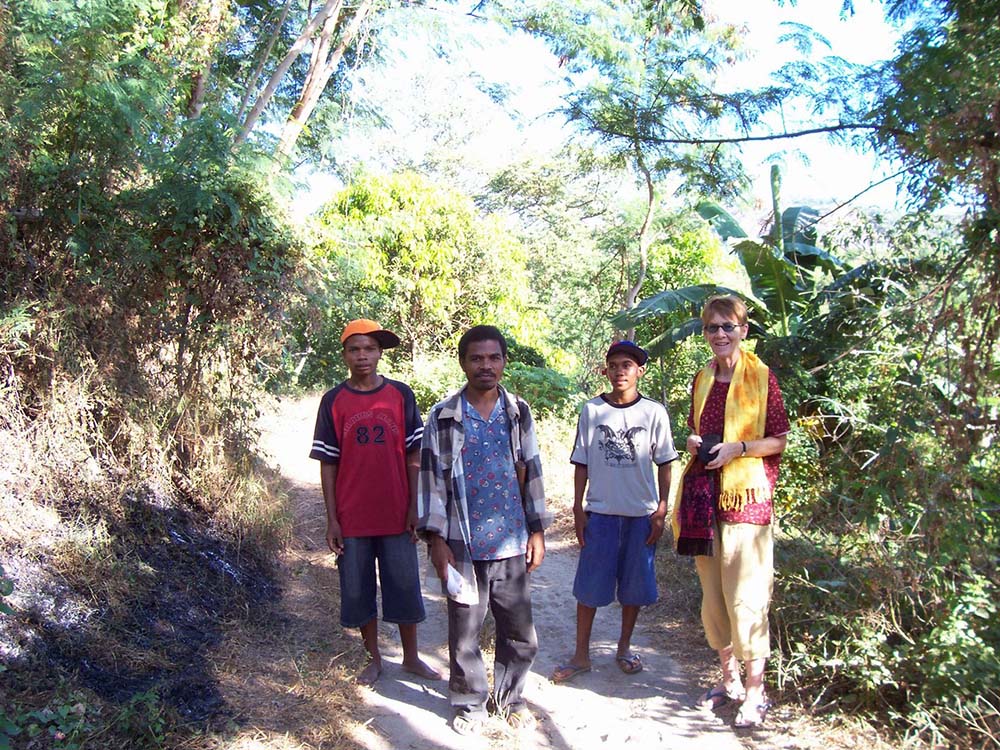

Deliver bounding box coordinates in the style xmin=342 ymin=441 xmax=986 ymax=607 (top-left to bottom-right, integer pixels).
xmin=1 ymin=487 xmax=280 ymax=739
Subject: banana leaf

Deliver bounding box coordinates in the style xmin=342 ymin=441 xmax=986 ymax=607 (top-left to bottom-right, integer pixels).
xmin=782 ymin=205 xmax=819 ymax=246
xmin=821 ymin=257 xmax=940 ymax=295
xmin=733 ymin=239 xmax=801 ymax=324
xmin=642 ymin=318 xmax=705 ymax=358
xmin=785 ymin=240 xmax=849 ymax=276
xmin=611 ymin=283 xmax=746 ymax=328
xmin=696 ymin=200 xmax=748 ymax=240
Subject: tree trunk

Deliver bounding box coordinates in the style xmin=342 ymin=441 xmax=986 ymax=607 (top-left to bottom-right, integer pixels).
xmin=273 ymin=0 xmax=376 ymax=162
xmin=236 ymin=0 xmax=294 ymax=125
xmin=184 ymin=0 xmax=227 ymax=119
xmin=622 ymin=147 xmax=655 ymax=340
xmin=235 ymin=0 xmax=345 ymax=146
xmin=770 ymin=164 xmax=789 ymax=337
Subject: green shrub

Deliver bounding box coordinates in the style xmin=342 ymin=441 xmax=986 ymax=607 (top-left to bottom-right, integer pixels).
xmin=772 ymin=377 xmax=1000 ymax=746
xmin=502 ymin=362 xmax=580 ymax=419
xmin=386 ymin=353 xmax=466 ymax=414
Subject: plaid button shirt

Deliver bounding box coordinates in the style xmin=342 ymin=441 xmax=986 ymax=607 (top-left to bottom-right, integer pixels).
xmin=417 ymin=384 xmax=550 ymax=605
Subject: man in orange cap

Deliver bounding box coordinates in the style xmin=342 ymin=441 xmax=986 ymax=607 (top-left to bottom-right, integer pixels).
xmin=310 ymin=319 xmax=440 ymax=685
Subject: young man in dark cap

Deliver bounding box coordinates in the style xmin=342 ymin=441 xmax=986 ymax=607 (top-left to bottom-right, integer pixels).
xmin=310 ymin=319 xmax=441 ymax=685
xmin=552 ymin=340 xmax=678 ymax=683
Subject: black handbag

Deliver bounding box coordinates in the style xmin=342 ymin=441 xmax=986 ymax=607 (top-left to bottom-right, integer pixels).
xmin=698 ymin=433 xmax=722 ymax=465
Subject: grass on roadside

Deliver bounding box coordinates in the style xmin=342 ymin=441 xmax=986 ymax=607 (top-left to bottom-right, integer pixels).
xmin=1 ymin=363 xmax=294 ymax=749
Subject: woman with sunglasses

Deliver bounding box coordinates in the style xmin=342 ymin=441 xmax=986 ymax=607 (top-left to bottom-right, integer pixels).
xmin=672 ymin=295 xmax=790 ymax=727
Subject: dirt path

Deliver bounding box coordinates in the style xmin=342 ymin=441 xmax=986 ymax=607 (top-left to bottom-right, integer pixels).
xmin=242 ymin=396 xmax=754 ymax=750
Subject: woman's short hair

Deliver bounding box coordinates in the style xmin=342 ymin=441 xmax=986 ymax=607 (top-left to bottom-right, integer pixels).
xmin=700 ymin=295 xmax=748 ymax=326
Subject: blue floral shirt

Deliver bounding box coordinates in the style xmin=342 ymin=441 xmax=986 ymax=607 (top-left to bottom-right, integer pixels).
xmin=461 ymin=396 xmax=527 ymax=560
xmin=417 ymin=385 xmax=550 ymax=605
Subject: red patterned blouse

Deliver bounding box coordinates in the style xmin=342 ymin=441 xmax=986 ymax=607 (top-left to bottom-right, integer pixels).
xmin=686 ymin=370 xmax=790 ymax=525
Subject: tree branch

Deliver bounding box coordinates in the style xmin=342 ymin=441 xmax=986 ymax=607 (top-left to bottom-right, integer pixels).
xmin=236 ymin=0 xmax=294 ymax=125
xmin=813 ymin=159 xmax=934 ymax=223
xmin=235 ymin=0 xmax=344 ymax=146
xmin=594 ymin=122 xmax=912 ymax=146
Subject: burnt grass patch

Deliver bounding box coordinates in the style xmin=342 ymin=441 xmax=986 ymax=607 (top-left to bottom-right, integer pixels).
xmin=1 ymin=490 xmax=280 ymax=734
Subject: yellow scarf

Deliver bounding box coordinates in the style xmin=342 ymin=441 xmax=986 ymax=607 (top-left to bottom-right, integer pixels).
xmin=672 ymin=349 xmax=771 ymax=541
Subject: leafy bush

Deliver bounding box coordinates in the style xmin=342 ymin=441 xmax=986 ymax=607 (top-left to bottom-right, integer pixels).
xmin=507 ymin=338 xmax=548 ymax=368
xmin=770 ymin=294 xmax=1000 ymax=746
xmin=502 ymin=362 xmax=580 ymax=419
xmin=385 ymin=352 xmax=466 ymax=414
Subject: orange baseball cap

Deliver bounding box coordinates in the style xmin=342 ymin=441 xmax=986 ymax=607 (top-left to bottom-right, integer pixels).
xmin=340 ymin=319 xmax=401 ymax=349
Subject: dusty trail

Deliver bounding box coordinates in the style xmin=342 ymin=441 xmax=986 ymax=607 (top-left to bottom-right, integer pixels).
xmin=253 ymin=396 xmax=747 ymax=750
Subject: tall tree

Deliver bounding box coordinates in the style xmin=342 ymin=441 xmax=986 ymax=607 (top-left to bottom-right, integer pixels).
xmin=235 ymin=0 xmax=349 ymax=146
xmin=180 ymin=0 xmax=230 ymax=118
xmin=0 ymin=0 xmax=298 ymax=395
xmin=845 ymin=0 xmax=1000 ymax=436
xmin=489 ymin=0 xmax=751 ymax=330
xmin=274 ymin=0 xmax=377 ymax=160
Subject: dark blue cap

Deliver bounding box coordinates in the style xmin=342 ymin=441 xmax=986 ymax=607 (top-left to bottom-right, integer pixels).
xmin=606 ymin=340 xmax=648 ymax=366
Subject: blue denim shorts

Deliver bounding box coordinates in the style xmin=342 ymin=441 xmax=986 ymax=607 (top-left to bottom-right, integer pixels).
xmin=572 ymin=512 xmax=658 ymax=608
xmin=338 ymin=533 xmax=427 ymax=628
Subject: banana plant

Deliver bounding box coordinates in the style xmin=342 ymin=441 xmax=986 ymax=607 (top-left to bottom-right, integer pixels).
xmin=614 ymin=165 xmax=849 ymax=355
xmin=610 ymin=282 xmax=765 ymax=360
xmin=700 ymin=167 xmax=848 ymax=337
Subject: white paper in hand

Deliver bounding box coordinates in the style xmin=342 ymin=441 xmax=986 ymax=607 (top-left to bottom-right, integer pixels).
xmin=446 ymin=563 xmax=464 ymax=597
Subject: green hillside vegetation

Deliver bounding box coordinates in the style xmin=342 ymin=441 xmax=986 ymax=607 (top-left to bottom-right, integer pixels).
xmin=2 ymin=0 xmax=999 ymax=748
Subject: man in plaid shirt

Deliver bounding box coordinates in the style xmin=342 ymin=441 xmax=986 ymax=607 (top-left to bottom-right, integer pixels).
xmin=417 ymin=325 xmax=551 ymax=735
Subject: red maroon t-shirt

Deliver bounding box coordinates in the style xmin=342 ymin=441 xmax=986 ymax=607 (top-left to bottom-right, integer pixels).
xmin=310 ymin=378 xmax=423 ymax=537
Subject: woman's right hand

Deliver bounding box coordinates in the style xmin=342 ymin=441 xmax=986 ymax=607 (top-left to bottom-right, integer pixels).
xmin=686 ymin=433 xmax=703 ymax=456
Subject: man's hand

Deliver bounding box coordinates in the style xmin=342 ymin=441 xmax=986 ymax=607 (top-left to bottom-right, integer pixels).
xmin=429 ymin=535 xmax=455 ymax=582
xmin=326 ymin=518 xmax=344 ymax=555
xmin=646 ymin=511 xmax=666 ymax=545
xmin=525 ymin=531 xmax=546 ymax=573
xmin=405 ymin=503 xmax=419 ymax=542
xmin=573 ymin=507 xmax=588 ymax=548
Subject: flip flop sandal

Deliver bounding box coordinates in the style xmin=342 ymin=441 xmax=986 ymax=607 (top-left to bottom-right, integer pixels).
xmin=551 ymin=663 xmax=591 ymax=684
xmin=696 ymin=684 xmax=745 ymax=709
xmin=452 ymin=709 xmax=487 ymax=736
xmin=734 ymin=698 xmax=772 ymax=728
xmin=616 ymin=653 xmax=643 ymax=674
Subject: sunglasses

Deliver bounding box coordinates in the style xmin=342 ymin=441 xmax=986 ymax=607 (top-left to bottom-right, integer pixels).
xmin=704 ymin=323 xmax=744 ymax=334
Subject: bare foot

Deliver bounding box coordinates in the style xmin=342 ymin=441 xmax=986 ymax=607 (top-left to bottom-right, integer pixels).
xmin=357 ymin=659 xmax=382 ymax=686
xmin=401 ymin=657 xmax=442 ymax=680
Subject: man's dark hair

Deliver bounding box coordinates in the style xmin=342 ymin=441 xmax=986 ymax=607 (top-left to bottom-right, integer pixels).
xmin=458 ymin=325 xmax=508 ymax=361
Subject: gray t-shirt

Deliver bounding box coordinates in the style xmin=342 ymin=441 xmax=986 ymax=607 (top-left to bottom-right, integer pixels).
xmin=570 ymin=394 xmax=679 ymax=517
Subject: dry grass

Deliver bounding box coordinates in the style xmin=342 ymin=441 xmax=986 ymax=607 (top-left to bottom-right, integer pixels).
xmin=194 ymin=406 xmax=372 ymax=750
xmin=205 ymin=550 xmax=369 ymax=750
xmin=0 ymin=363 xmax=301 ymax=748
xmin=1 ymin=369 xmax=133 ymax=586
